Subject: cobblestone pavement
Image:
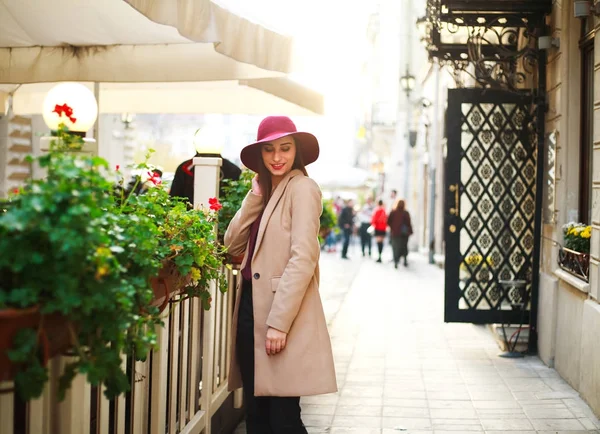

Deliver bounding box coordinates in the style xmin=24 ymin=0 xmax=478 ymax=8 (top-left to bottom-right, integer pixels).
xmin=235 ymin=244 xmax=600 ymax=433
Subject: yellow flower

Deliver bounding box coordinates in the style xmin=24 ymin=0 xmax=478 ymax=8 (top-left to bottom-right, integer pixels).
xmin=581 ymin=228 xmax=592 ymax=239
xmin=95 ymin=265 xmax=109 ymax=280
xmin=190 ymin=267 xmax=201 ymax=283
xmin=95 ymin=247 xmax=111 ymax=257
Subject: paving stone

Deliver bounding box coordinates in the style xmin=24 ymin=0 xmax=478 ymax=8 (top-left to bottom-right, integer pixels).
xmin=332 ymin=416 xmax=382 ymax=429
xmin=524 ymin=407 xmax=576 ymax=419
xmin=472 ymin=400 xmax=520 ymax=409
xmin=480 ymin=418 xmax=535 ymax=430
xmin=335 ymin=405 xmax=382 ymax=417
xmin=381 ymin=417 xmax=433 ymax=430
xmin=529 ymin=418 xmax=587 ymax=430
xmin=303 ymin=414 xmax=335 ymax=427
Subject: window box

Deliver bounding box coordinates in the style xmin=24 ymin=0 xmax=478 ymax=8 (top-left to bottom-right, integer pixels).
xmin=558 ymin=246 xmax=590 ymax=283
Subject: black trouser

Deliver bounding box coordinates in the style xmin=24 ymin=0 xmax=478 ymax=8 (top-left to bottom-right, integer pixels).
xmin=237 ymin=279 xmax=307 ymax=434
xmin=341 ymin=227 xmax=352 ymax=258
xmin=359 ymin=223 xmax=372 ymax=256
xmin=391 ymin=235 xmax=409 ymax=265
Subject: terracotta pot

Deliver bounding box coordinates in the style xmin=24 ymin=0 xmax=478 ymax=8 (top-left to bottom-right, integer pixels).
xmin=228 ymin=254 xmax=245 ymax=265
xmin=0 ymin=306 xmax=69 ymax=382
xmin=150 ymin=262 xmax=192 ymax=312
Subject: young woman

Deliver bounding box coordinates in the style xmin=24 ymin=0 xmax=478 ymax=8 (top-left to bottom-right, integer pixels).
xmin=371 ymin=199 xmax=388 ymax=263
xmin=387 ymin=199 xmax=413 ymax=268
xmin=224 ymin=116 xmax=337 ymax=434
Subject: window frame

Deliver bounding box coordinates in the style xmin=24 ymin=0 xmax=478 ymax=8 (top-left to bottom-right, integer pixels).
xmin=579 ymin=19 xmax=595 ymax=224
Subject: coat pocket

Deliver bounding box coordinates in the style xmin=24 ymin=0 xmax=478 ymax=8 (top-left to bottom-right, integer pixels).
xmin=270 ymin=276 xmax=282 ymax=293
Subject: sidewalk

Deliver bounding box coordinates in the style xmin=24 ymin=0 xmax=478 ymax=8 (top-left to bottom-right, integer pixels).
xmin=235 ymin=246 xmax=600 ymax=433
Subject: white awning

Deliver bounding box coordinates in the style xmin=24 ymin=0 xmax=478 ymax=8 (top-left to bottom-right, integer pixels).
xmin=0 ymin=0 xmax=292 ymax=83
xmin=0 ymin=79 xmax=324 ymax=116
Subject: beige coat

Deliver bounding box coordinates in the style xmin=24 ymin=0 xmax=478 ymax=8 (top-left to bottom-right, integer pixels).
xmin=224 ymin=169 xmax=337 ymax=397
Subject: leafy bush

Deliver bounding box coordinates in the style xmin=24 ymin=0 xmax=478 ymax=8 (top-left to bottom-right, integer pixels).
xmin=218 ymin=170 xmax=253 ymax=242
xmin=0 ymin=136 xmax=225 ymax=401
xmin=320 ymin=199 xmax=337 ymax=231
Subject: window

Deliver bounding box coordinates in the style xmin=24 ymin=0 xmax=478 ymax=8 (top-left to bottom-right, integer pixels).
xmin=579 ymin=18 xmax=594 ymax=224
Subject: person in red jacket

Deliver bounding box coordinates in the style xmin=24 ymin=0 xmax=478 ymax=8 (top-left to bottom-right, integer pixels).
xmin=371 ymin=200 xmax=388 ymax=263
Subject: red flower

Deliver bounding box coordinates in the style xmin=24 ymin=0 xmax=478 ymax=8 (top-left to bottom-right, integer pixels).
xmin=52 ymin=103 xmax=77 ymax=124
xmin=147 ymin=171 xmax=161 ymax=186
xmin=208 ymin=197 xmax=222 ymax=211
xmin=11 ymin=187 xmax=19 ymax=195
xmin=116 ymin=164 xmax=120 ymax=171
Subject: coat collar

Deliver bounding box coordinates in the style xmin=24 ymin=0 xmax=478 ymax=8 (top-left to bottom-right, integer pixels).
xmin=254 ymin=169 xmax=304 ymax=256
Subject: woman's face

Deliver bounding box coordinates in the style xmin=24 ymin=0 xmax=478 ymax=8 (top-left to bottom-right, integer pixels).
xmin=261 ymin=136 xmax=297 ymax=179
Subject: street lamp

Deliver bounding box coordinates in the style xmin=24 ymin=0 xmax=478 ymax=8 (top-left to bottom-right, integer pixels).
xmin=400 ymin=67 xmax=416 ymax=99
xmin=42 ymin=82 xmax=98 ymax=135
xmin=37 ymin=82 xmax=99 ymax=179
xmin=194 ymin=126 xmax=224 ymax=156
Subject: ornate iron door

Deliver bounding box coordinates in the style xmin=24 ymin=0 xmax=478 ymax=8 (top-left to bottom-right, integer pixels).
xmin=445 ymin=89 xmax=537 ymax=324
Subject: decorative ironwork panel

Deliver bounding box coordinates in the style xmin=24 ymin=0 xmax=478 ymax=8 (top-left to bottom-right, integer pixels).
xmin=445 ymin=89 xmax=537 ymax=324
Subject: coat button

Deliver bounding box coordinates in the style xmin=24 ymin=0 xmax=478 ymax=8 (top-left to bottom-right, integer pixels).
xmin=253 ymin=273 xmax=260 ymax=280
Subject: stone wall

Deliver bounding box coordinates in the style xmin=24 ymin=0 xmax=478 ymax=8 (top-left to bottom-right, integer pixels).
xmin=536 ymin=0 xmax=600 ymax=417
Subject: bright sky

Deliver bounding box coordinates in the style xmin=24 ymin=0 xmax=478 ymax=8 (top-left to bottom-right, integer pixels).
xmin=220 ymin=0 xmax=375 ymax=92
xmin=218 ymin=0 xmax=379 ymax=167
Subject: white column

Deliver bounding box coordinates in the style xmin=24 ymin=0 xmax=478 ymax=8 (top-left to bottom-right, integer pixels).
xmin=193 ymin=157 xmax=222 ymax=207
xmin=193 ymin=156 xmax=222 ymax=434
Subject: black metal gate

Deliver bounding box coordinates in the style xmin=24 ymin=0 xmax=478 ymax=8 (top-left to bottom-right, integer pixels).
xmin=444 ymin=88 xmax=538 ymax=324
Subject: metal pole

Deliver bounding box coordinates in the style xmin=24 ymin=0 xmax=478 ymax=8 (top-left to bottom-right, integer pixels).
xmin=401 ymin=0 xmax=413 ymax=201
xmin=93 ymin=82 xmax=100 ymax=144
xmin=428 ymin=61 xmax=441 ymax=264
xmin=403 ymin=91 xmax=411 ymax=200
xmin=529 ymin=24 xmax=547 ymax=354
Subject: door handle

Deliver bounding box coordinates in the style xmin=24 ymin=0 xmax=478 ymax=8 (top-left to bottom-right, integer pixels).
xmin=449 ymin=184 xmax=460 ymax=216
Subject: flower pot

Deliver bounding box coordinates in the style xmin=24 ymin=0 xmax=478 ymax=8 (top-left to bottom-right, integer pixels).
xmin=228 ymin=254 xmax=245 ymax=265
xmin=0 ymin=306 xmax=70 ymax=383
xmin=150 ymin=262 xmax=192 ymax=312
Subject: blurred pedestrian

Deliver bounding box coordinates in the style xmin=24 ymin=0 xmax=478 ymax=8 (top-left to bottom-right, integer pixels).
xmin=371 ymin=200 xmax=388 ymax=263
xmin=338 ymin=199 xmax=355 ymax=259
xmin=358 ymin=197 xmax=375 ymax=257
xmin=170 ymin=152 xmax=241 ymax=205
xmin=387 ymin=200 xmax=413 ymax=268
xmin=224 ymin=116 xmax=337 ymax=433
xmin=325 ymin=230 xmax=337 ymax=252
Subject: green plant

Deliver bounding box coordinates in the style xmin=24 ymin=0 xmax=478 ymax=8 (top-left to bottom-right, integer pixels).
xmin=563 ymin=222 xmax=591 ymax=254
xmin=114 ymin=153 xmax=228 ymax=306
xmin=0 ymin=150 xmax=162 ymax=401
xmin=218 ymin=170 xmax=253 ymax=242
xmin=318 ymin=199 xmax=338 ymax=245
xmin=0 ymin=111 xmax=227 ymax=401
xmin=320 ymin=199 xmax=337 ymax=231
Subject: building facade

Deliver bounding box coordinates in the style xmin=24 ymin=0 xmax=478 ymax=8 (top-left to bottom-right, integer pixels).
xmin=417 ymin=0 xmax=600 ymax=416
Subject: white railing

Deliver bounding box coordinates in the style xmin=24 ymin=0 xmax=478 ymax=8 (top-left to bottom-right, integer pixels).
xmin=0 ymin=265 xmax=242 ymax=434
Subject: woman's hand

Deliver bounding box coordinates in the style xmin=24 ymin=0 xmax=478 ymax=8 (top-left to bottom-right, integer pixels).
xmin=265 ymin=327 xmax=287 ymax=356
xmin=252 ymin=175 xmax=262 ymax=196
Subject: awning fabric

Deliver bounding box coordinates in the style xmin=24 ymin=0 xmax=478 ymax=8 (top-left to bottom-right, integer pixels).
xmin=0 ymin=79 xmax=324 ymax=116
xmin=0 ymin=0 xmax=293 ymax=83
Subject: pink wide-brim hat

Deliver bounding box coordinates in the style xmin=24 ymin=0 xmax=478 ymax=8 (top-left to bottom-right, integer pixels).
xmin=240 ymin=116 xmax=320 ymax=172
